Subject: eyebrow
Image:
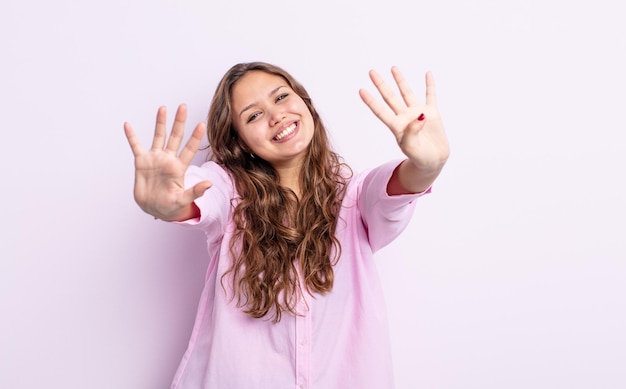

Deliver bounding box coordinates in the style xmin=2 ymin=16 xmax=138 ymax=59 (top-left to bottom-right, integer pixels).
xmin=238 ymin=85 xmax=287 ymax=119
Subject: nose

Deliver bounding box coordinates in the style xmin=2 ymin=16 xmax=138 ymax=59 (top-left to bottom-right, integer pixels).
xmin=268 ymin=107 xmax=285 ymax=127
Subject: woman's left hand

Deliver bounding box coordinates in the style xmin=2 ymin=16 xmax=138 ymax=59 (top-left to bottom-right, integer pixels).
xmin=359 ymin=67 xmax=450 ymax=173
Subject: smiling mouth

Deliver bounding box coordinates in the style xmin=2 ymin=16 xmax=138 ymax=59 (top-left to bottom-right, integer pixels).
xmin=274 ymin=122 xmax=297 ymax=141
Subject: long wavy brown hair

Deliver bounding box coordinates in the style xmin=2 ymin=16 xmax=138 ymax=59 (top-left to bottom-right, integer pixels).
xmin=206 ymin=62 xmax=350 ymax=322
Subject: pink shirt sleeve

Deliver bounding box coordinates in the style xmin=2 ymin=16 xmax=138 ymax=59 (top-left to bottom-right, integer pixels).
xmin=357 ymin=159 xmax=432 ymax=252
xmin=175 ymin=161 xmax=234 ymax=244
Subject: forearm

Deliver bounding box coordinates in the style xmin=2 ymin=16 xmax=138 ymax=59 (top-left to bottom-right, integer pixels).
xmin=387 ymin=158 xmax=446 ymax=195
xmin=139 ymin=196 xmax=201 ymax=222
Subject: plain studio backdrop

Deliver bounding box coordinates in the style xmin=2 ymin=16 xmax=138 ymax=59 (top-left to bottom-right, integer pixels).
xmin=1 ymin=0 xmax=624 ymax=388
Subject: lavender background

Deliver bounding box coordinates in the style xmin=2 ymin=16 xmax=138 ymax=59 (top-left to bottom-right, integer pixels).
xmin=1 ymin=0 xmax=624 ymax=387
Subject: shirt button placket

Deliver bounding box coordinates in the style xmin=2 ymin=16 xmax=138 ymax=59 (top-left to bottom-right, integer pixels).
xmin=295 ymin=293 xmax=311 ymax=389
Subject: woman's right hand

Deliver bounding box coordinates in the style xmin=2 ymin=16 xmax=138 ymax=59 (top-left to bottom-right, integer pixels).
xmin=123 ymin=104 xmax=212 ymax=221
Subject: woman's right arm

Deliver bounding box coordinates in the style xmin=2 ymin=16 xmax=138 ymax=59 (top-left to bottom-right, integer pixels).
xmin=123 ymin=104 xmax=212 ymax=222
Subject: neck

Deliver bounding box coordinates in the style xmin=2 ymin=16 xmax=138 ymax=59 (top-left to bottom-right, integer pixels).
xmin=275 ymin=165 xmax=301 ymax=198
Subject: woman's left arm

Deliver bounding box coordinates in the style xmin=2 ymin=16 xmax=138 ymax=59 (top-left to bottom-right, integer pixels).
xmin=359 ymin=67 xmax=450 ymax=195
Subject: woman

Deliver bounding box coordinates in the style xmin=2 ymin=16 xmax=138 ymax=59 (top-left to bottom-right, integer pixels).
xmin=124 ymin=62 xmax=449 ymax=388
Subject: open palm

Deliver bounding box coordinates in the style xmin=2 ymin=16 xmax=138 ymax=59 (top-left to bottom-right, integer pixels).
xmin=123 ymin=104 xmax=211 ymax=221
xmin=359 ymin=67 xmax=450 ymax=171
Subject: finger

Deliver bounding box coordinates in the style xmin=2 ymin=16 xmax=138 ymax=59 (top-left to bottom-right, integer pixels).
xmin=179 ymin=121 xmax=206 ymax=166
xmin=425 ymin=71 xmax=438 ymax=106
xmin=182 ymin=180 xmax=213 ymax=204
xmin=151 ymin=106 xmax=168 ymax=150
xmin=192 ymin=180 xmax=212 ymax=199
xmin=165 ymin=104 xmax=188 ymax=153
xmin=359 ymin=88 xmax=397 ymax=130
xmin=369 ymin=69 xmax=406 ymax=115
xmin=123 ymin=122 xmax=145 ymax=157
xmin=391 ymin=66 xmax=419 ymax=107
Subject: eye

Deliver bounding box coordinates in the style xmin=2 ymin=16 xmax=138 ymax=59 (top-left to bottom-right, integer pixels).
xmin=246 ymin=112 xmax=260 ymax=123
xmin=275 ymin=93 xmax=289 ymax=102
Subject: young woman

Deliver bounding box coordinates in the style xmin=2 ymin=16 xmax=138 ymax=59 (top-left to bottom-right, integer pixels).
xmin=124 ymin=62 xmax=449 ymax=388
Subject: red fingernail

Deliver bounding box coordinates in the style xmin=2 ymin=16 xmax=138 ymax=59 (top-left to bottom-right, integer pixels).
xmin=417 ymin=113 xmax=425 ymax=121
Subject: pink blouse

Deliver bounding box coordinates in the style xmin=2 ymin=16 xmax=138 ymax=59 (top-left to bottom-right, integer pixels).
xmin=171 ymin=160 xmax=429 ymax=389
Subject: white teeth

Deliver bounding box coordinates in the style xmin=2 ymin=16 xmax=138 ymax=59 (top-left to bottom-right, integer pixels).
xmin=274 ymin=123 xmax=296 ymax=140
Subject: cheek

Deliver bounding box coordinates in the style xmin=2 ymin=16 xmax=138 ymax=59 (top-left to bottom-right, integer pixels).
xmin=239 ymin=126 xmax=266 ymax=148
xmin=304 ymin=111 xmax=315 ymax=134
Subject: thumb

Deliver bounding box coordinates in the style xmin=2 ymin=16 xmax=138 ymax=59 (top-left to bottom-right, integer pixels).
xmin=181 ymin=180 xmax=213 ymax=205
xmin=191 ymin=180 xmax=213 ymax=200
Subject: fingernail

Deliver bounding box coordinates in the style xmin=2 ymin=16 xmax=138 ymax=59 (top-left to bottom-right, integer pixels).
xmin=417 ymin=113 xmax=425 ymax=121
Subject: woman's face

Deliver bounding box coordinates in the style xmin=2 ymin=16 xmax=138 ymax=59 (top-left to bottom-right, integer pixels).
xmin=230 ymin=71 xmax=315 ymax=169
